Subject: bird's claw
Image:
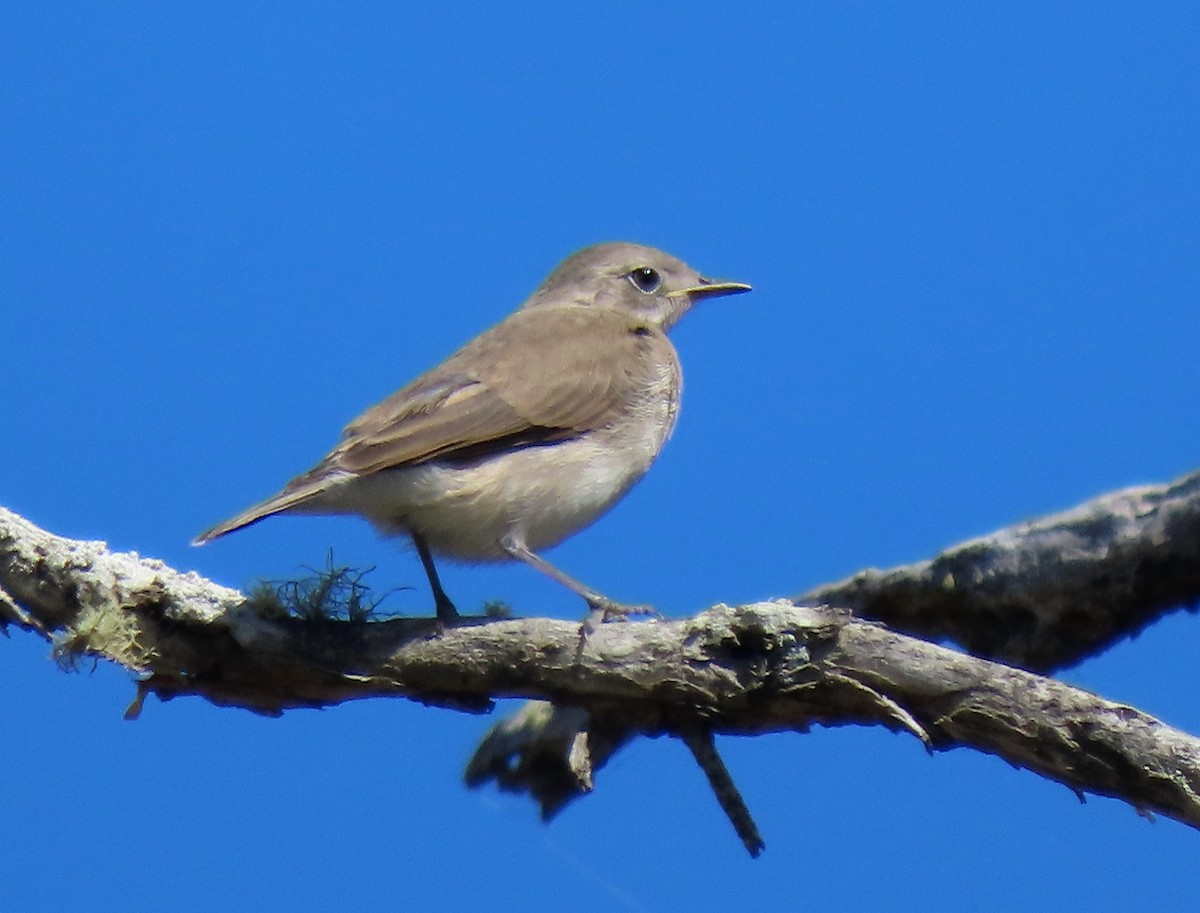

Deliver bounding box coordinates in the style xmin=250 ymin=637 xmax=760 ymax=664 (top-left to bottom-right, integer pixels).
xmin=579 ymin=599 xmax=660 ymax=639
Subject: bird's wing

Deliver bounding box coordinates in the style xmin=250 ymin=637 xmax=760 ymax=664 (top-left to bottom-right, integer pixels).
xmin=192 ymin=307 xmax=674 ymax=543
xmin=332 ymin=306 xmax=666 ymax=475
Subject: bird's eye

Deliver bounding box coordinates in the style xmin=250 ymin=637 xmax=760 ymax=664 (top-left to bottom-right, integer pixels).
xmin=628 ymin=267 xmax=662 ymax=294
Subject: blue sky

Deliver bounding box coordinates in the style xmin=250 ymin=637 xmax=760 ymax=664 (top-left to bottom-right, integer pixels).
xmin=3 ymin=4 xmax=1199 ymax=910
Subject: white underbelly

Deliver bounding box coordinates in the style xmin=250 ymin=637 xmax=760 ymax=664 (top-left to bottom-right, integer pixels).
xmin=321 ymin=426 xmax=666 ymax=559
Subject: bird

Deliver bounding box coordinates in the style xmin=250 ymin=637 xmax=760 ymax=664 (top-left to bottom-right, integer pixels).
xmin=194 ymin=242 xmax=751 ymax=630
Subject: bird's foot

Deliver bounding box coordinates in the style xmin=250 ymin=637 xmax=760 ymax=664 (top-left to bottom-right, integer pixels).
xmin=579 ymin=598 xmax=661 ymax=638
xmin=575 ymin=598 xmax=660 ymax=661
xmin=434 ymin=595 xmax=461 ymax=629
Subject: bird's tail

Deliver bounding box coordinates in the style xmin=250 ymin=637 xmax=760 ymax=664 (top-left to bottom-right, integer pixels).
xmin=192 ymin=484 xmax=325 ymax=545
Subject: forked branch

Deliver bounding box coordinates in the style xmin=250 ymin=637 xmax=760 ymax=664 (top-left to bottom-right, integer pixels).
xmin=2 ymin=466 xmax=1199 ymax=854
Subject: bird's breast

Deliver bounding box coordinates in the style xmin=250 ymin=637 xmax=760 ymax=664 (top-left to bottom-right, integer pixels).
xmin=328 ymin=328 xmax=682 ymax=560
xmin=350 ymin=389 xmax=678 ymax=560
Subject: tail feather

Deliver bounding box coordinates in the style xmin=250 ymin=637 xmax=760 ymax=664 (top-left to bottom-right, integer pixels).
xmin=192 ymin=484 xmax=326 ymax=545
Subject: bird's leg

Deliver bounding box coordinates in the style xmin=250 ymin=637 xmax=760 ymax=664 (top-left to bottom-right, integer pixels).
xmin=412 ymin=532 xmax=460 ymax=624
xmin=498 ymin=534 xmax=659 ymax=634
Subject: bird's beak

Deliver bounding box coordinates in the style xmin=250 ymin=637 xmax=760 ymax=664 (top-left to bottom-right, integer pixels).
xmin=667 ymin=279 xmax=753 ymax=300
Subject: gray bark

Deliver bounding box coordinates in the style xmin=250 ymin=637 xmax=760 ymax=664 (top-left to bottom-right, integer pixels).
xmin=804 ymin=468 xmax=1200 ymax=672
xmin=3 ymin=466 xmax=1200 ymax=855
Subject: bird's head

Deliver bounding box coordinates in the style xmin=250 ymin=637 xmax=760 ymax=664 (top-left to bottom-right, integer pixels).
xmin=523 ymin=241 xmax=751 ymax=332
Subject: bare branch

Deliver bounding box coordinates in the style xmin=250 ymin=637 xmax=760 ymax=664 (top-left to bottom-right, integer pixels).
xmin=4 ymin=490 xmax=1200 ymax=848
xmin=804 ymin=468 xmax=1200 ymax=672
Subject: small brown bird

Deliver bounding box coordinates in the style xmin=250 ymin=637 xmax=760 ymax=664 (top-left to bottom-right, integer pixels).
xmin=194 ymin=242 xmax=750 ymax=628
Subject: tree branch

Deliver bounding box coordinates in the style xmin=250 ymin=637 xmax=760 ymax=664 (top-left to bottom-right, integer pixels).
xmin=801 ymin=468 xmax=1200 ymax=673
xmin=3 ymin=466 xmax=1200 ymax=853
